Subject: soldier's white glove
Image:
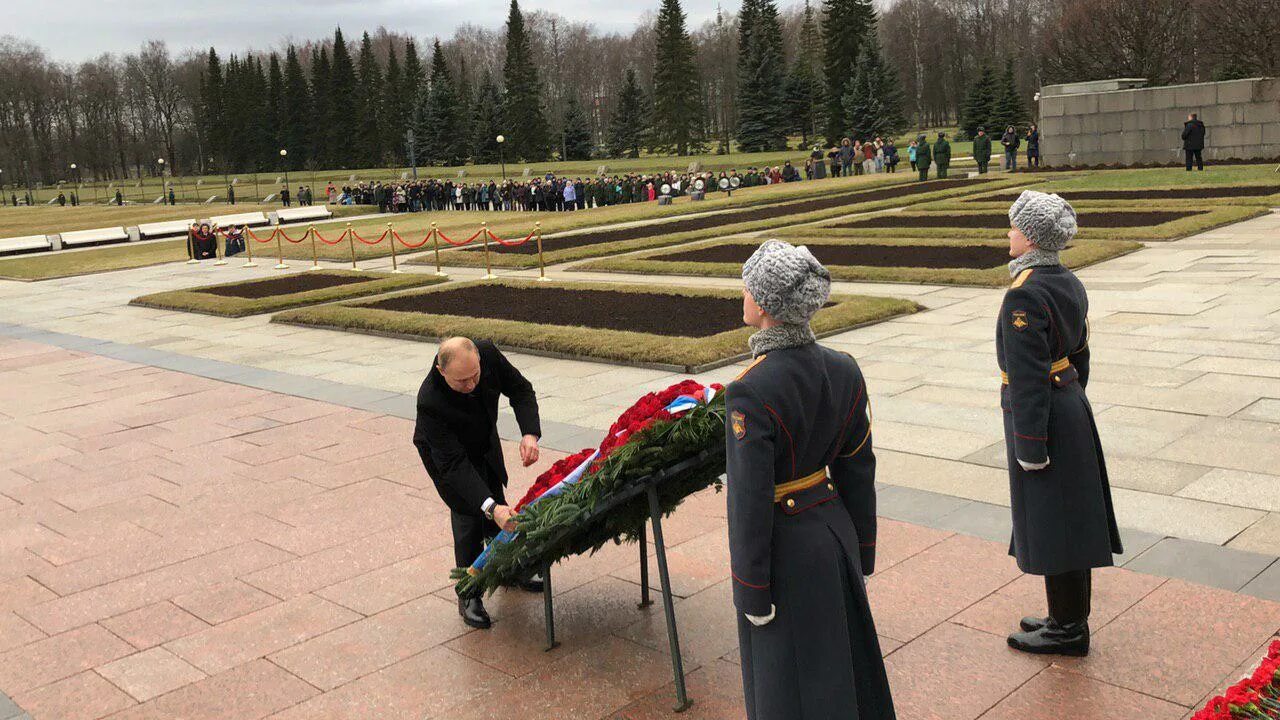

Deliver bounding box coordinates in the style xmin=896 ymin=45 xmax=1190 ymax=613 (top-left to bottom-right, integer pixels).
xmin=1018 ymin=458 xmax=1050 ymax=471
xmin=745 ymin=605 xmax=776 ymax=626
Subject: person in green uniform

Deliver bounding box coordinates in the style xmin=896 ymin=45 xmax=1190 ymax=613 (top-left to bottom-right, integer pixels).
xmin=972 ymin=127 xmax=992 ymax=174
xmin=915 ymin=134 xmax=932 ymax=182
xmin=934 ymin=132 xmax=951 ymax=179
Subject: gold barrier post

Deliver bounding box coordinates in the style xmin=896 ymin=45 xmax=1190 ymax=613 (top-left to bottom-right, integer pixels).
xmin=347 ymin=222 xmax=359 ymax=270
xmin=273 ymin=226 xmax=288 ymax=269
xmin=308 ymin=226 xmax=320 ymax=271
xmin=387 ymin=222 xmax=402 ymax=273
xmin=535 ymin=221 xmax=548 ymax=281
xmin=431 ymin=222 xmax=446 ymax=278
xmin=242 ymin=225 xmax=258 ymax=268
xmin=481 ymin=221 xmax=495 ymax=279
xmin=214 ymin=224 xmax=227 ymax=266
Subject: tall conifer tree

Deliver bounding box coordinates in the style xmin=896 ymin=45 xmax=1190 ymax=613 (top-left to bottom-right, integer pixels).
xmin=424 ymin=39 xmax=465 ymax=165
xmin=282 ymin=45 xmax=312 ymax=169
xmin=561 ymin=95 xmax=593 ymax=160
xmin=784 ymin=0 xmax=823 ymax=145
xmin=651 ymin=0 xmax=700 ymax=155
xmin=990 ymin=58 xmax=1028 ymax=132
xmin=382 ymin=41 xmax=406 ymax=165
xmin=355 ymin=32 xmax=384 ymax=166
xmin=842 ymin=31 xmax=905 ymax=141
xmin=736 ymin=0 xmax=788 ymax=152
xmin=328 ymin=28 xmax=357 ymax=167
xmin=472 ymin=69 xmax=504 ymax=164
xmin=200 ymin=49 xmax=227 ymax=171
xmin=959 ymin=60 xmax=998 ymax=140
xmin=821 ymin=0 xmax=876 ymax=144
xmin=606 ymin=67 xmax=647 ymax=158
xmin=266 ymin=53 xmax=284 ymax=159
xmin=502 ymin=0 xmax=551 ymax=161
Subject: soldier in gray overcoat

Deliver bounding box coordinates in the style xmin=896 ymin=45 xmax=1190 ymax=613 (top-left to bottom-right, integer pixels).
xmin=726 ymin=239 xmax=896 ymax=720
xmin=998 ymin=190 xmax=1123 ymax=656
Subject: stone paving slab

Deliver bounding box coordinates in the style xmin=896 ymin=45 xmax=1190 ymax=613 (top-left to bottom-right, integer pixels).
xmin=1 ymin=340 xmax=1280 ymax=719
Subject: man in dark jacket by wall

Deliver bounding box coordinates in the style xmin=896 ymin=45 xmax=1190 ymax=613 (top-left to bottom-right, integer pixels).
xmin=413 ymin=337 xmax=544 ymax=629
xmin=1182 ymin=113 xmax=1206 ymax=171
xmin=973 ymin=127 xmax=992 ymax=174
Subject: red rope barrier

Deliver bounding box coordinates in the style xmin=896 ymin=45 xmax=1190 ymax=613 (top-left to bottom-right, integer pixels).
xmin=488 ymin=229 xmax=534 ymax=248
xmin=393 ymin=231 xmax=432 ymax=250
xmin=351 ymin=229 xmax=389 ymax=246
xmin=246 ymin=226 xmax=277 ymax=243
xmin=437 ymin=229 xmax=484 ymax=247
xmin=314 ymin=229 xmax=348 ymax=246
xmin=277 ymin=228 xmax=306 ymax=244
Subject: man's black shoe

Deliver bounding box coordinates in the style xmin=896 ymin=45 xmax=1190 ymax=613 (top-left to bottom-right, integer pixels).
xmin=459 ymin=596 xmax=491 ymax=629
xmin=518 ymin=573 xmax=545 ymax=593
xmin=1020 ymin=616 xmax=1048 ymax=632
xmin=1007 ymin=619 xmax=1089 ymax=656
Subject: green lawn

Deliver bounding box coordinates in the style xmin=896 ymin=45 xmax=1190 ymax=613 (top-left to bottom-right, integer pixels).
xmin=272 ymin=278 xmax=920 ymax=372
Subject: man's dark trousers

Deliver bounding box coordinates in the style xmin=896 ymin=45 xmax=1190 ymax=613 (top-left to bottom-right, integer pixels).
xmin=452 ymin=491 xmax=503 ymax=567
xmin=1185 ymin=149 xmax=1203 ymax=171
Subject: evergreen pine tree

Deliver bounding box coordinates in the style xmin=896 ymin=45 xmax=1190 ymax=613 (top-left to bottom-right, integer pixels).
xmin=266 ymin=53 xmax=284 ymax=160
xmin=382 ymin=41 xmax=406 ymax=165
xmin=355 ymin=32 xmax=384 ymax=166
xmin=310 ymin=47 xmax=332 ymax=167
xmin=651 ymin=0 xmax=701 ymax=155
xmin=472 ymin=69 xmax=504 ymax=164
xmin=736 ymin=0 xmax=788 ymax=152
xmin=455 ymin=55 xmax=474 ymax=159
xmin=990 ymin=58 xmax=1028 ymax=133
xmin=821 ymin=0 xmax=876 ymax=144
xmin=784 ymin=0 xmax=823 ymax=146
xmin=841 ymin=31 xmax=905 ymax=142
xmin=425 ymin=39 xmax=465 ymax=165
xmin=606 ymin=67 xmax=647 ymax=158
xmin=200 ymin=48 xmax=226 ymax=172
xmin=502 ymin=0 xmax=551 ymax=161
xmin=403 ymin=40 xmax=426 ymax=168
xmin=282 ymin=45 xmax=312 ymax=170
xmin=328 ymin=28 xmax=358 ymax=168
xmin=959 ymin=60 xmax=997 ymax=140
xmin=247 ymin=57 xmax=271 ymax=172
xmin=561 ymin=95 xmax=593 ymax=160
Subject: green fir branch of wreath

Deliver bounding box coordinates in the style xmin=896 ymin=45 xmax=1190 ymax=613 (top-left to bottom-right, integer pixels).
xmin=451 ymin=394 xmax=727 ymax=596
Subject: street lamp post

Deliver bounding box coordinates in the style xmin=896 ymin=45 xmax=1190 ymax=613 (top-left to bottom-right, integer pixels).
xmin=280 ymin=148 xmax=289 ymax=190
xmin=157 ymin=158 xmax=168 ymax=204
xmin=70 ymin=163 xmax=79 ymax=206
xmin=496 ymin=135 xmax=506 ymax=181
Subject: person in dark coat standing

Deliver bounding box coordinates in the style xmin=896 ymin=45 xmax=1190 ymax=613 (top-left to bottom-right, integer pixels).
xmin=413 ymin=337 xmax=545 ymax=629
xmin=1025 ymin=124 xmax=1040 ymax=168
xmin=914 ymin=134 xmax=932 ymax=182
xmin=1001 ymin=126 xmax=1020 ymax=171
xmin=972 ymin=127 xmax=992 ymax=174
xmin=727 ymin=239 xmax=896 ymax=720
xmin=998 ymin=191 xmax=1123 ymax=657
xmin=934 ymin=132 xmax=952 ymax=178
xmin=1182 ymin=113 xmax=1206 ymax=171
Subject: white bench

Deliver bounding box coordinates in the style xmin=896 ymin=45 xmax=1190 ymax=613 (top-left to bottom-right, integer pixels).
xmin=211 ymin=211 xmax=269 ymax=228
xmin=136 ymin=219 xmax=195 ymax=239
xmin=0 ymin=235 xmax=52 ymax=256
xmin=275 ymin=206 xmax=332 ymax=224
xmin=59 ymin=227 xmax=129 ymax=248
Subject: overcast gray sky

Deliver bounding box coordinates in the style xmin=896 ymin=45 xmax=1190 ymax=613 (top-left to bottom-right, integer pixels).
xmin=12 ymin=1 xmax=731 ymax=63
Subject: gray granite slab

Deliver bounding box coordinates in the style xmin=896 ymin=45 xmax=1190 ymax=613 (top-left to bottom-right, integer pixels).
xmin=1240 ymin=560 xmax=1280 ymax=603
xmin=1123 ymin=537 xmax=1277 ymax=591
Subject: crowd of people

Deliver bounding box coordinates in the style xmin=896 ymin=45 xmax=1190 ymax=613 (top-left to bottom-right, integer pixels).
xmin=808 ymin=137 xmax=902 ymax=178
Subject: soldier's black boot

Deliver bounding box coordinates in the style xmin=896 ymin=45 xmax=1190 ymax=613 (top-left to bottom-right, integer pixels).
xmin=458 ymin=596 xmax=491 ymax=629
xmin=1007 ymin=619 xmax=1089 ymax=656
xmin=1019 ymin=616 xmax=1049 ymax=632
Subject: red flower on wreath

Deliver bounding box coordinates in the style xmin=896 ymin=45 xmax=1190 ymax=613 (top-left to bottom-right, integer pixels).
xmin=512 ymin=380 xmax=723 ymax=512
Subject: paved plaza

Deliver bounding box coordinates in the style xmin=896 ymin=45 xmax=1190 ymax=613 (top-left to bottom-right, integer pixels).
xmin=1 ymin=209 xmax=1279 ymax=718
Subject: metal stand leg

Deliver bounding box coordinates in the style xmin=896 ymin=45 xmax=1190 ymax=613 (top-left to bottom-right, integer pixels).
xmin=542 ymin=563 xmax=559 ymax=651
xmin=638 ymin=523 xmax=652 ymax=608
xmin=647 ymin=486 xmax=692 ymax=713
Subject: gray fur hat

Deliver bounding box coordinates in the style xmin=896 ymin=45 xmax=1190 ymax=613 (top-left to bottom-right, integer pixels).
xmin=742 ymin=239 xmax=831 ymax=325
xmin=1008 ymin=189 xmax=1077 ymax=251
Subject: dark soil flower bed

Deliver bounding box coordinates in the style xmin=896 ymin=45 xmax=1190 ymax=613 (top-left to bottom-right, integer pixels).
xmin=832 ymin=209 xmax=1204 ymax=230
xmin=470 ymin=178 xmax=993 ymax=255
xmin=130 ymin=269 xmax=446 ymax=317
xmin=272 ymin=279 xmax=920 ymax=372
xmin=965 ymin=186 xmax=1280 ymax=203
xmin=361 ymin=283 xmax=746 ymax=337
xmin=196 ymin=272 xmax=369 ymax=299
xmin=654 ymin=242 xmax=1014 ymax=269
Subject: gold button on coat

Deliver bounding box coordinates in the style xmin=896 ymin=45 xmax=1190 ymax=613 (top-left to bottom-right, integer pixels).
xmin=827 ymin=483 xmax=835 ymax=491
xmin=785 ymin=498 xmax=795 ymax=508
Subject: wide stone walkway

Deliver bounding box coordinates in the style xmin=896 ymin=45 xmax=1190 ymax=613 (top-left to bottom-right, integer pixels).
xmin=2 ymin=339 xmax=1279 ymax=720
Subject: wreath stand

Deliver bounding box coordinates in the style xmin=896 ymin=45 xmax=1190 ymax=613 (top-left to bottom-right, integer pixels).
xmin=534 ymin=450 xmax=718 ymax=714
